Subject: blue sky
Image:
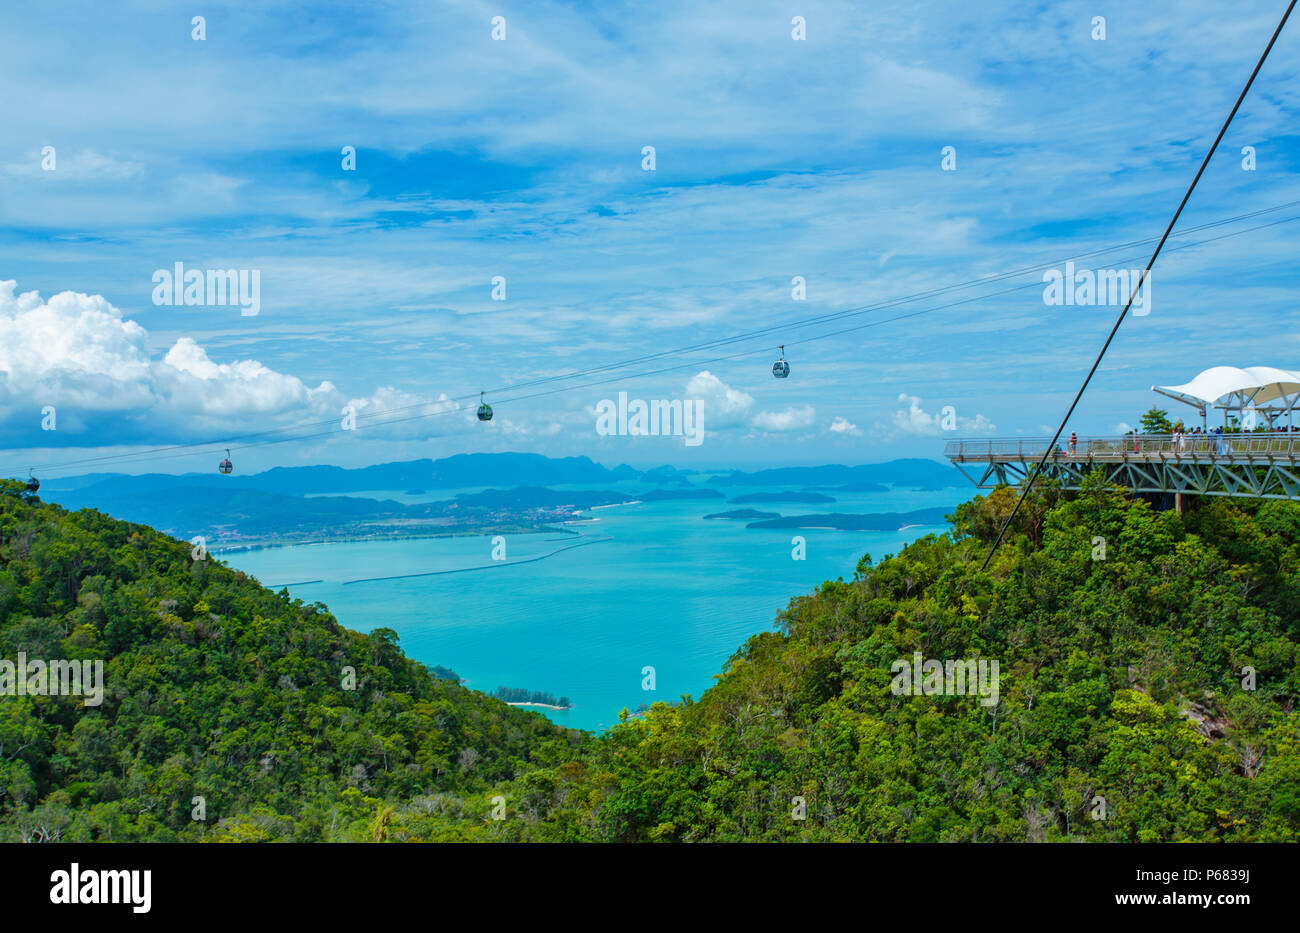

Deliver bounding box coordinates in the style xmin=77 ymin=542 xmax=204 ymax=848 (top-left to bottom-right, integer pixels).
xmin=1 ymin=0 xmax=1298 ymax=474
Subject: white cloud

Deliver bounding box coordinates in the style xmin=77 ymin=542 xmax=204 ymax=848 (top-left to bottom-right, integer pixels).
xmin=0 ymin=279 xmax=448 ymax=447
xmin=342 ymin=385 xmax=461 ymax=439
xmin=751 ymin=405 xmax=816 ymax=433
xmin=890 ymin=394 xmax=995 ymax=436
xmin=0 ymin=282 xmax=153 ymax=409
xmin=682 ymin=371 xmax=814 ymax=434
xmin=685 ymin=370 xmax=753 ymax=429
xmin=1 ymin=148 xmax=144 ymax=181
xmin=829 ymin=416 xmax=861 ymax=436
xmin=892 ymin=394 xmax=944 ymax=436
xmin=160 ymin=338 xmax=335 ymax=416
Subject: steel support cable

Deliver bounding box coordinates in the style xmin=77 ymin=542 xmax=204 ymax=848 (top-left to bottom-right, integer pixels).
xmin=980 ymin=0 xmax=1298 ymax=571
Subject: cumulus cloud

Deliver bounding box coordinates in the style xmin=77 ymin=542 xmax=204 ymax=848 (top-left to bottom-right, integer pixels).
xmin=160 ymin=338 xmax=336 ymax=416
xmin=0 ymin=282 xmax=155 ymax=411
xmin=681 ymin=371 xmax=816 ymax=435
xmin=0 ymin=279 xmax=448 ymax=448
xmin=829 ymin=416 xmax=861 ymax=436
xmin=676 ymin=371 xmax=816 ymax=436
xmin=342 ymin=385 xmax=462 ymax=439
xmin=889 ymin=394 xmax=995 ymax=437
xmin=685 ymin=370 xmax=754 ymax=429
xmin=751 ymin=405 xmax=816 ymax=433
xmin=892 ymin=394 xmax=945 ymax=436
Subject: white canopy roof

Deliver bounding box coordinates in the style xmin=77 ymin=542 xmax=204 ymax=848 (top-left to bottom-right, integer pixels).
xmin=1152 ymin=366 xmax=1300 ymax=410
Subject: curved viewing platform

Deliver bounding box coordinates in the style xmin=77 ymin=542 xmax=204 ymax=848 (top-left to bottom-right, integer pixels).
xmin=945 ymin=432 xmax=1300 ymax=500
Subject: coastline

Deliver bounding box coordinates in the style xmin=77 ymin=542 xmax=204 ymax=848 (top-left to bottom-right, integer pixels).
xmin=212 ymin=524 xmax=569 ymax=555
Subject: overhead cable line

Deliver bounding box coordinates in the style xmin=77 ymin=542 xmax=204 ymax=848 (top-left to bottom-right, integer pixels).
xmin=980 ymin=0 xmax=1298 ymax=571
xmin=9 ymin=200 xmax=1300 ymax=477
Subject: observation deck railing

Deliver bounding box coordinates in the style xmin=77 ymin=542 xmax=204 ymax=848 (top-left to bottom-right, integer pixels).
xmin=945 ymin=432 xmax=1300 ymax=463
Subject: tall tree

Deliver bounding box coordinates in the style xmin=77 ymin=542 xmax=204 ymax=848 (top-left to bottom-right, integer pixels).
xmin=1139 ymin=407 xmax=1173 ymax=434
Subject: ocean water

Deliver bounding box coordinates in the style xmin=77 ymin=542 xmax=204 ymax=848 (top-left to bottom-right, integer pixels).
xmin=222 ymin=482 xmax=970 ymax=731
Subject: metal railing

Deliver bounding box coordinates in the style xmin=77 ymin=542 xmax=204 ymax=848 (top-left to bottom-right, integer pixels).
xmin=944 ymin=432 xmax=1300 ymax=461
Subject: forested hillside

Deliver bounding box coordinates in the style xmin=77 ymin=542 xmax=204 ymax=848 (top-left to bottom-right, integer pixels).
xmin=529 ymin=475 xmax=1300 ymax=841
xmin=3 ymin=474 xmax=1298 ymax=842
xmin=0 ymin=480 xmax=584 ymax=842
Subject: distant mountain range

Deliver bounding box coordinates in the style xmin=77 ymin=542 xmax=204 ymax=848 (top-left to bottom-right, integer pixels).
xmin=41 ymin=453 xmax=640 ymax=497
xmin=37 ymin=484 xmax=631 ymax=544
xmin=41 ymin=453 xmax=961 ymax=499
xmin=34 ymin=453 xmax=964 ymax=542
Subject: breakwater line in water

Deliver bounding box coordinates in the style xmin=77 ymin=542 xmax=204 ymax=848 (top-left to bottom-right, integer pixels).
xmin=341 ymin=535 xmax=615 ymax=585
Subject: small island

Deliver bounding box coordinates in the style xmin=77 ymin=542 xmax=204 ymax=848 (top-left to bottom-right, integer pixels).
xmin=493 ymin=686 xmax=572 ymax=710
xmin=703 ymin=509 xmax=781 ymax=521
xmin=746 ymin=506 xmax=952 ymax=531
xmin=639 ymin=465 xmax=698 ymax=485
xmin=803 ymin=481 xmax=888 ymax=493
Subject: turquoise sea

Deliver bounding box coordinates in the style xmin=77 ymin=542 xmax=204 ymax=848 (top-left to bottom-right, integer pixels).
xmin=221 ymin=481 xmax=970 ymax=731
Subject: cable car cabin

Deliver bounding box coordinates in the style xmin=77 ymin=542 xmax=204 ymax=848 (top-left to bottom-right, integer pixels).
xmin=24 ymin=476 xmax=39 ymax=493
xmin=772 ymin=345 xmax=789 ymax=378
xmin=219 ymin=449 xmax=233 ymax=474
xmin=477 ymin=392 xmax=493 ymax=422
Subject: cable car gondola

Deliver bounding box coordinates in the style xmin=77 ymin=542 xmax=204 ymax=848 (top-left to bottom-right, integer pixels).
xmin=25 ymin=470 xmax=39 ymax=493
xmin=476 ymin=392 xmax=494 ymax=422
xmin=772 ymin=345 xmax=790 ymax=379
xmin=219 ymin=449 xmax=233 ymax=474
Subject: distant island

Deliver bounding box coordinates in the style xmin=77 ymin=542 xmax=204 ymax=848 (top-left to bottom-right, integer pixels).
xmin=708 ymin=460 xmax=959 ymax=490
xmin=729 ymin=491 xmax=835 ymax=504
xmin=746 ymin=506 xmax=952 ymax=531
xmin=704 ymin=509 xmax=781 ymax=521
xmin=492 ymin=686 xmax=572 ymax=710
xmin=639 ymin=465 xmax=698 ymax=485
xmin=803 ymin=481 xmax=889 ymax=493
